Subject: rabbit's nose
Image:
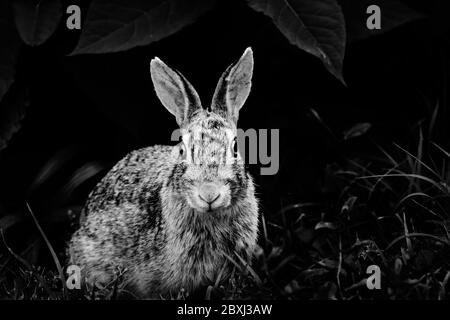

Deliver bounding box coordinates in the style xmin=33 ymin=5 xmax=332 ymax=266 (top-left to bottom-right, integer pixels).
xmin=198 ymin=183 xmax=220 ymax=204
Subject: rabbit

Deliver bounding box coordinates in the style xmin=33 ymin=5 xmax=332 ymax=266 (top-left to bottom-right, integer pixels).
xmin=67 ymin=47 xmax=259 ymax=298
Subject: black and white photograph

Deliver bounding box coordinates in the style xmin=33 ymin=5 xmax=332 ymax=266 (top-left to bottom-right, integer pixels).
xmin=0 ymin=0 xmax=449 ymax=312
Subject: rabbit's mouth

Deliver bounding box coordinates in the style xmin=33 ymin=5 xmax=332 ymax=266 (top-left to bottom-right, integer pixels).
xmin=191 ymin=195 xmax=229 ymax=213
xmin=188 ymin=182 xmax=231 ymax=213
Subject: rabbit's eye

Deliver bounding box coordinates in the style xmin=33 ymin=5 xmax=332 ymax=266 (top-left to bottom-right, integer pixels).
xmin=179 ymin=144 xmax=186 ymax=159
xmin=232 ymin=138 xmax=238 ymax=158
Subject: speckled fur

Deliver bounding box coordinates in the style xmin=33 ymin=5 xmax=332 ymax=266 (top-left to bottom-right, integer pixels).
xmin=68 ymin=48 xmax=258 ymax=298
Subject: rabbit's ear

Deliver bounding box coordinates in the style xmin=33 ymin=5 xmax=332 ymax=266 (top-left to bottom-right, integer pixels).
xmin=211 ymin=47 xmax=253 ymax=124
xmin=150 ymin=57 xmax=202 ymax=126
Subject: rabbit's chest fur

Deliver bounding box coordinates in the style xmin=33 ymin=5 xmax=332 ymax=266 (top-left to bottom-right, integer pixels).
xmin=158 ymin=205 xmax=256 ymax=293
xmin=69 ymin=145 xmax=258 ymax=297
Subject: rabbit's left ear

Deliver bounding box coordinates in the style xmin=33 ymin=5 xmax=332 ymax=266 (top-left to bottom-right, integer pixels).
xmin=211 ymin=47 xmax=253 ymax=124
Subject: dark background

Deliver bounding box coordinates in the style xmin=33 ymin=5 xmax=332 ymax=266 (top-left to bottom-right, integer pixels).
xmin=1 ymin=0 xmax=450 ymax=299
xmin=2 ymin=0 xmax=446 ymax=203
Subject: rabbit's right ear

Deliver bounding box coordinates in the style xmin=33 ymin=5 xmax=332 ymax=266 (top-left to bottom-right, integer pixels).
xmin=150 ymin=57 xmax=202 ymax=126
xmin=211 ymin=47 xmax=253 ymax=124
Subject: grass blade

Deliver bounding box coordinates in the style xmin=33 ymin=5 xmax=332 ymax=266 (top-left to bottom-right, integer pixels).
xmin=26 ymin=203 xmax=67 ymax=298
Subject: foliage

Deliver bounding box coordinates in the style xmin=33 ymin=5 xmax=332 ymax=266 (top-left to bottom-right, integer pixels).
xmin=0 ymin=0 xmax=429 ymax=151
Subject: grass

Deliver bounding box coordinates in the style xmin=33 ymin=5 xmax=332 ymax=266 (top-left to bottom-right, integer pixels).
xmin=1 ymin=120 xmax=450 ymax=300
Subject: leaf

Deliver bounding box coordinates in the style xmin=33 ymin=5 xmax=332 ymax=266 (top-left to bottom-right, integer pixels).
xmin=317 ymin=258 xmax=339 ymax=269
xmin=0 ymin=1 xmax=22 ymax=103
xmin=71 ymin=0 xmax=220 ymax=55
xmin=343 ymin=122 xmax=371 ymax=140
xmin=28 ymin=146 xmax=80 ymax=193
xmin=13 ymin=0 xmax=63 ymax=46
xmin=61 ymin=162 xmax=105 ymax=199
xmin=247 ymin=0 xmax=346 ymax=84
xmin=268 ymin=246 xmax=284 ymax=260
xmin=338 ymin=0 xmax=425 ymax=43
xmin=394 ymin=257 xmax=402 ymax=275
xmin=0 ymin=87 xmax=29 ymax=153
xmin=341 ymin=196 xmax=357 ymax=214
xmin=315 ymin=221 xmax=338 ymax=230
xmin=0 ymin=214 xmax=23 ymax=231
